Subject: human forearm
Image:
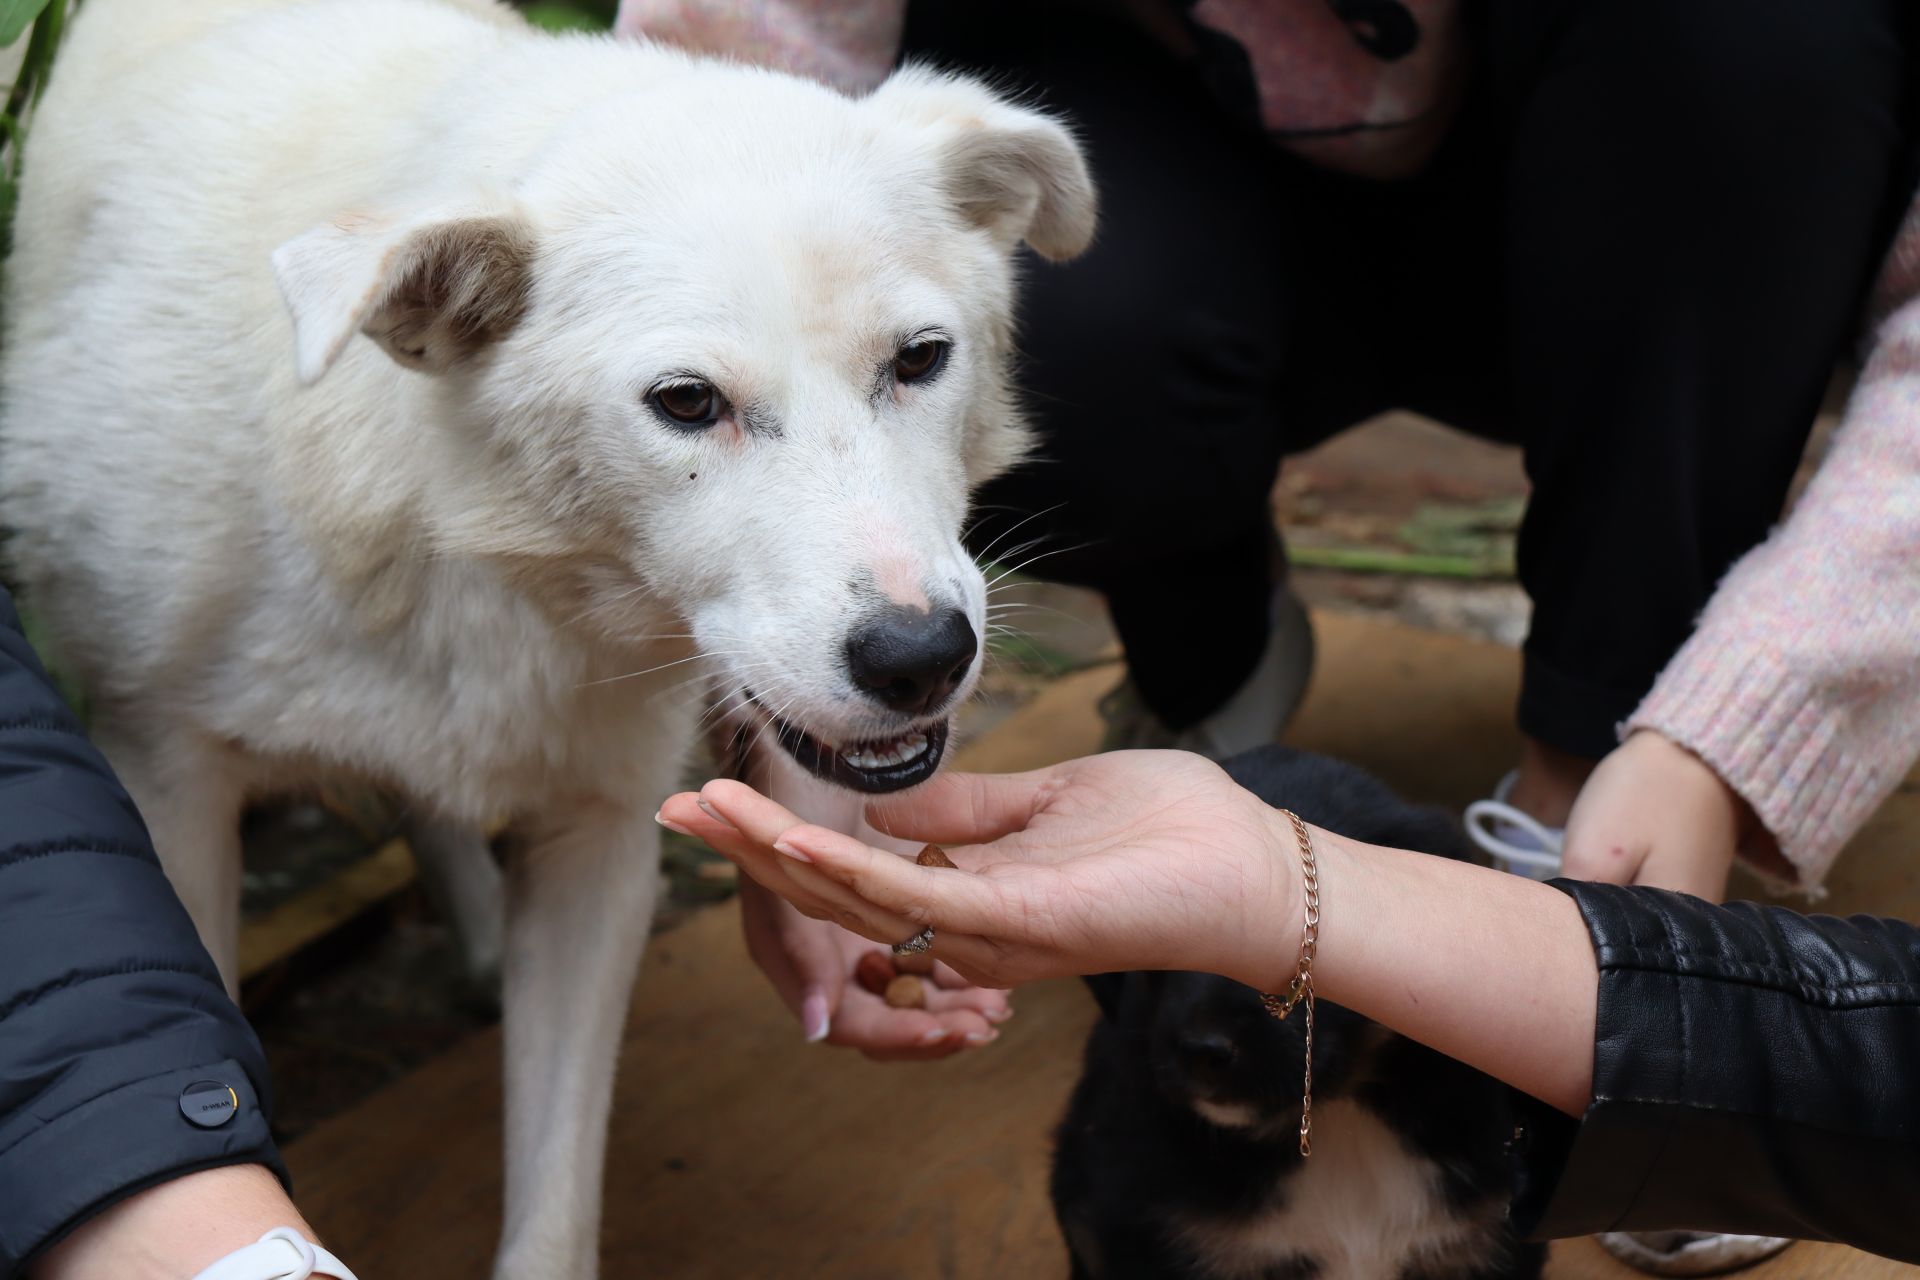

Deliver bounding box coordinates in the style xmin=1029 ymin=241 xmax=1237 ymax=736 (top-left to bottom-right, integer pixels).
xmin=29 ymin=1166 xmax=317 ymax=1280
xmin=1255 ymin=825 xmax=1598 ymax=1115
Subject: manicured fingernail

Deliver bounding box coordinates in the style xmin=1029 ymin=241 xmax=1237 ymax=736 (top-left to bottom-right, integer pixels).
xmin=802 ymin=990 xmax=830 ymax=1043
xmin=918 ymin=1028 xmax=950 ymax=1046
xmin=654 ymin=812 xmax=695 ymax=836
xmin=695 ymin=798 xmax=723 ymax=821
xmin=985 ymin=1007 xmax=1014 ymax=1023
xmin=964 ymin=1029 xmax=1000 ymax=1046
xmin=772 ymin=839 xmax=813 ymax=864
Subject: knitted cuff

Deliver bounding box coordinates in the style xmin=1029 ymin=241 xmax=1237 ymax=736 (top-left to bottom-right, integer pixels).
xmin=1628 ymin=641 xmax=1883 ymax=895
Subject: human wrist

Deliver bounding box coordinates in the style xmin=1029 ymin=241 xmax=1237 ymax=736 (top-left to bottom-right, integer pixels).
xmin=1227 ymin=806 xmax=1329 ymax=995
xmin=30 ymin=1165 xmax=316 ymax=1280
xmin=1623 ymin=730 xmax=1763 ymax=854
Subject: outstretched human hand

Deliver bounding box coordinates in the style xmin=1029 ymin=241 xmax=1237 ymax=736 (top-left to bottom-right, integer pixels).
xmin=658 ymin=750 xmax=1304 ymax=995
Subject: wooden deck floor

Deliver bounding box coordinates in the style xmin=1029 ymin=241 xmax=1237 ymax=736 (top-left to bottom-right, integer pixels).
xmin=286 ymin=612 xmax=1920 ymax=1277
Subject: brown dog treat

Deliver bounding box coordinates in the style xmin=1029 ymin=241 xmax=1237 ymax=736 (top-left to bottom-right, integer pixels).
xmin=884 ymin=974 xmax=928 ymax=1009
xmin=854 ymin=950 xmax=897 ymax=997
xmin=898 ymin=846 xmax=954 ymax=974
xmin=894 ymin=949 xmax=936 ymax=976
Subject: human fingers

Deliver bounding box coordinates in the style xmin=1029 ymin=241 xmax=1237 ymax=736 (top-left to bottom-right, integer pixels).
xmin=658 ymin=792 xmax=842 ymax=917
xmin=929 ymin=959 xmax=1011 ymax=1007
xmin=922 ymin=979 xmax=1012 ymax=1023
xmin=862 ymin=768 xmax=1058 ymax=845
xmin=829 ymin=985 xmax=998 ymax=1061
xmin=661 ymin=793 xmax=929 ymax=943
xmin=769 ymin=822 xmax=1016 ymax=941
xmin=738 ymin=878 xmax=839 ymax=1043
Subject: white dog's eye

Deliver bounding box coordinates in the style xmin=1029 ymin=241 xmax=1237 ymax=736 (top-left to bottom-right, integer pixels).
xmin=893 ymin=339 xmax=949 ymax=385
xmin=649 ymin=379 xmax=726 ymax=429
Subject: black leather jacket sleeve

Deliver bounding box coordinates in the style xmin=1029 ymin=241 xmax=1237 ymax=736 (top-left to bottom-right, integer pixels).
xmin=1510 ymin=880 xmax=1920 ymax=1261
xmin=0 ymin=589 xmax=285 ymax=1278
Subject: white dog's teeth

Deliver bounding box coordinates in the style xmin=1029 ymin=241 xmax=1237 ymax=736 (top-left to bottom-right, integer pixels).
xmin=841 ymin=728 xmax=939 ymax=772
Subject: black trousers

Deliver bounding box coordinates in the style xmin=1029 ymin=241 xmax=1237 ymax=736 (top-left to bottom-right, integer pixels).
xmin=906 ymin=0 xmax=1919 ymax=756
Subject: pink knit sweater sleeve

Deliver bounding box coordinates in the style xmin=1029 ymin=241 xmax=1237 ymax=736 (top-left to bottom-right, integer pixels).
xmin=614 ymin=0 xmax=905 ymax=91
xmin=1628 ymin=293 xmax=1920 ymax=892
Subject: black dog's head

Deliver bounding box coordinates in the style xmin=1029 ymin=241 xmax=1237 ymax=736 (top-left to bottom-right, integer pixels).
xmin=1112 ymin=968 xmax=1375 ymax=1136
xmin=1086 ymin=746 xmax=1473 ymax=1138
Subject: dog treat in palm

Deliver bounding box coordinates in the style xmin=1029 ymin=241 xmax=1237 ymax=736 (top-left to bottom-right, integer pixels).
xmin=855 ymin=950 xmax=897 ymax=997
xmin=884 ymin=973 xmax=928 ymax=1010
xmin=894 ymin=949 xmax=937 ymax=976
xmin=916 ymin=843 xmax=957 ymax=869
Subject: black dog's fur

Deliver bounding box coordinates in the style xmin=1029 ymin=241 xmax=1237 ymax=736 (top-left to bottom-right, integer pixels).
xmin=1050 ymin=747 xmax=1546 ymax=1280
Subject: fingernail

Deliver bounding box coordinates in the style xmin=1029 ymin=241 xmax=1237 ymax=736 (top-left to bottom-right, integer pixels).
xmin=986 ymin=1007 xmax=1014 ymax=1023
xmin=918 ymin=1028 xmax=950 ymax=1046
xmin=654 ymin=812 xmax=695 ymax=837
xmin=772 ymin=839 xmax=814 ymax=864
xmin=695 ymin=798 xmax=722 ymax=821
xmin=964 ymin=1029 xmax=1000 ymax=1046
xmin=802 ymin=990 xmax=830 ymax=1044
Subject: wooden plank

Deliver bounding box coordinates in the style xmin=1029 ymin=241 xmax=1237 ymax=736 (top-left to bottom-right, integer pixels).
xmin=286 ymin=903 xmax=1095 ymax=1275
xmin=238 ymin=837 xmax=415 ymax=981
xmin=286 ymin=611 xmax=1920 ymax=1276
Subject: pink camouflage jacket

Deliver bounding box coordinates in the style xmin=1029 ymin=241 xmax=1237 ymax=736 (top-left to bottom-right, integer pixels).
xmin=618 ymin=0 xmax=1920 ymax=892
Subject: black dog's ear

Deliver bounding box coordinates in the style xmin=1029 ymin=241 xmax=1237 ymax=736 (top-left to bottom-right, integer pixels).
xmin=1083 ymin=973 xmax=1130 ymax=1022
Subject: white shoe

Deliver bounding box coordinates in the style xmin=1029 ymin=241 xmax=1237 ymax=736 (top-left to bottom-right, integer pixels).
xmin=1100 ymin=587 xmax=1315 ymax=760
xmin=1464 ymin=771 xmax=1565 ymax=879
xmin=1596 ymin=1230 xmax=1794 ymax=1276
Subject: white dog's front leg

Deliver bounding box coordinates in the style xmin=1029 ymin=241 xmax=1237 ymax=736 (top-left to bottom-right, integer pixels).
xmin=493 ymin=802 xmax=660 ymax=1280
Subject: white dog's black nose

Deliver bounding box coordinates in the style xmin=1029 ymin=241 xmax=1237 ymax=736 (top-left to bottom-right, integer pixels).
xmin=846 ymin=606 xmax=977 ymax=717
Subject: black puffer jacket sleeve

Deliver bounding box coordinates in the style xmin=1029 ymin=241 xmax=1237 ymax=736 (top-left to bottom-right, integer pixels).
xmin=1510 ymin=880 xmax=1920 ymax=1260
xmin=0 ymin=588 xmax=285 ymax=1278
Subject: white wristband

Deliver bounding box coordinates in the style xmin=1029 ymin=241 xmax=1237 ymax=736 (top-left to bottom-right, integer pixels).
xmin=189 ymin=1228 xmax=359 ymax=1280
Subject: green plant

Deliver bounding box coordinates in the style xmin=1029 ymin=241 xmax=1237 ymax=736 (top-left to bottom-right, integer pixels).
xmin=519 ymin=1 xmax=615 ymax=33
xmin=0 ymin=0 xmax=70 ymax=260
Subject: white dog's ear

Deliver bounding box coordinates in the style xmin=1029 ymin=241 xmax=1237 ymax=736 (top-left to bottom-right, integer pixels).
xmin=271 ymin=201 xmax=536 ymax=385
xmin=875 ymin=67 xmax=1097 ymax=261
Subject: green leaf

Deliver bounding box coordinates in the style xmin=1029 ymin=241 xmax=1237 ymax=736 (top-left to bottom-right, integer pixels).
xmin=0 ymin=0 xmax=54 ymax=49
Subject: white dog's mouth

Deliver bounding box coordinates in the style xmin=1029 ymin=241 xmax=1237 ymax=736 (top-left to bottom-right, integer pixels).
xmin=746 ymin=694 xmax=951 ymax=793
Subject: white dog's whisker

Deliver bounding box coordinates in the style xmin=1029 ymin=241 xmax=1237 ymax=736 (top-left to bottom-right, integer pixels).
xmin=967 ymin=500 xmax=1068 ymax=566
xmin=575 ymin=649 xmax=747 ymax=690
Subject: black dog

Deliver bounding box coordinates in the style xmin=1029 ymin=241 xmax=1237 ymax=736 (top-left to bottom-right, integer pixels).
xmin=1051 ymin=746 xmax=1546 ymax=1280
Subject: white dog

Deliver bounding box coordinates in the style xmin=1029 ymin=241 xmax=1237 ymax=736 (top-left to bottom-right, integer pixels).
xmin=0 ymin=1 xmax=1093 ymax=1274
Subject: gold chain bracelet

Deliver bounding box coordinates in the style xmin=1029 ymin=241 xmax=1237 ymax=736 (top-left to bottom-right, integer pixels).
xmin=1259 ymin=808 xmax=1319 ymax=1156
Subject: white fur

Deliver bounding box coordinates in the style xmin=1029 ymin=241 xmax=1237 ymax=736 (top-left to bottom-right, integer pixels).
xmin=1175 ymin=1100 xmax=1492 ymax=1280
xmin=0 ymin=3 xmax=1092 ymax=1276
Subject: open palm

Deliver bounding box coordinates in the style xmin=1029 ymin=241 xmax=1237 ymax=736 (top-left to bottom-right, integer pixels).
xmin=658 ymin=750 xmax=1303 ymax=994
